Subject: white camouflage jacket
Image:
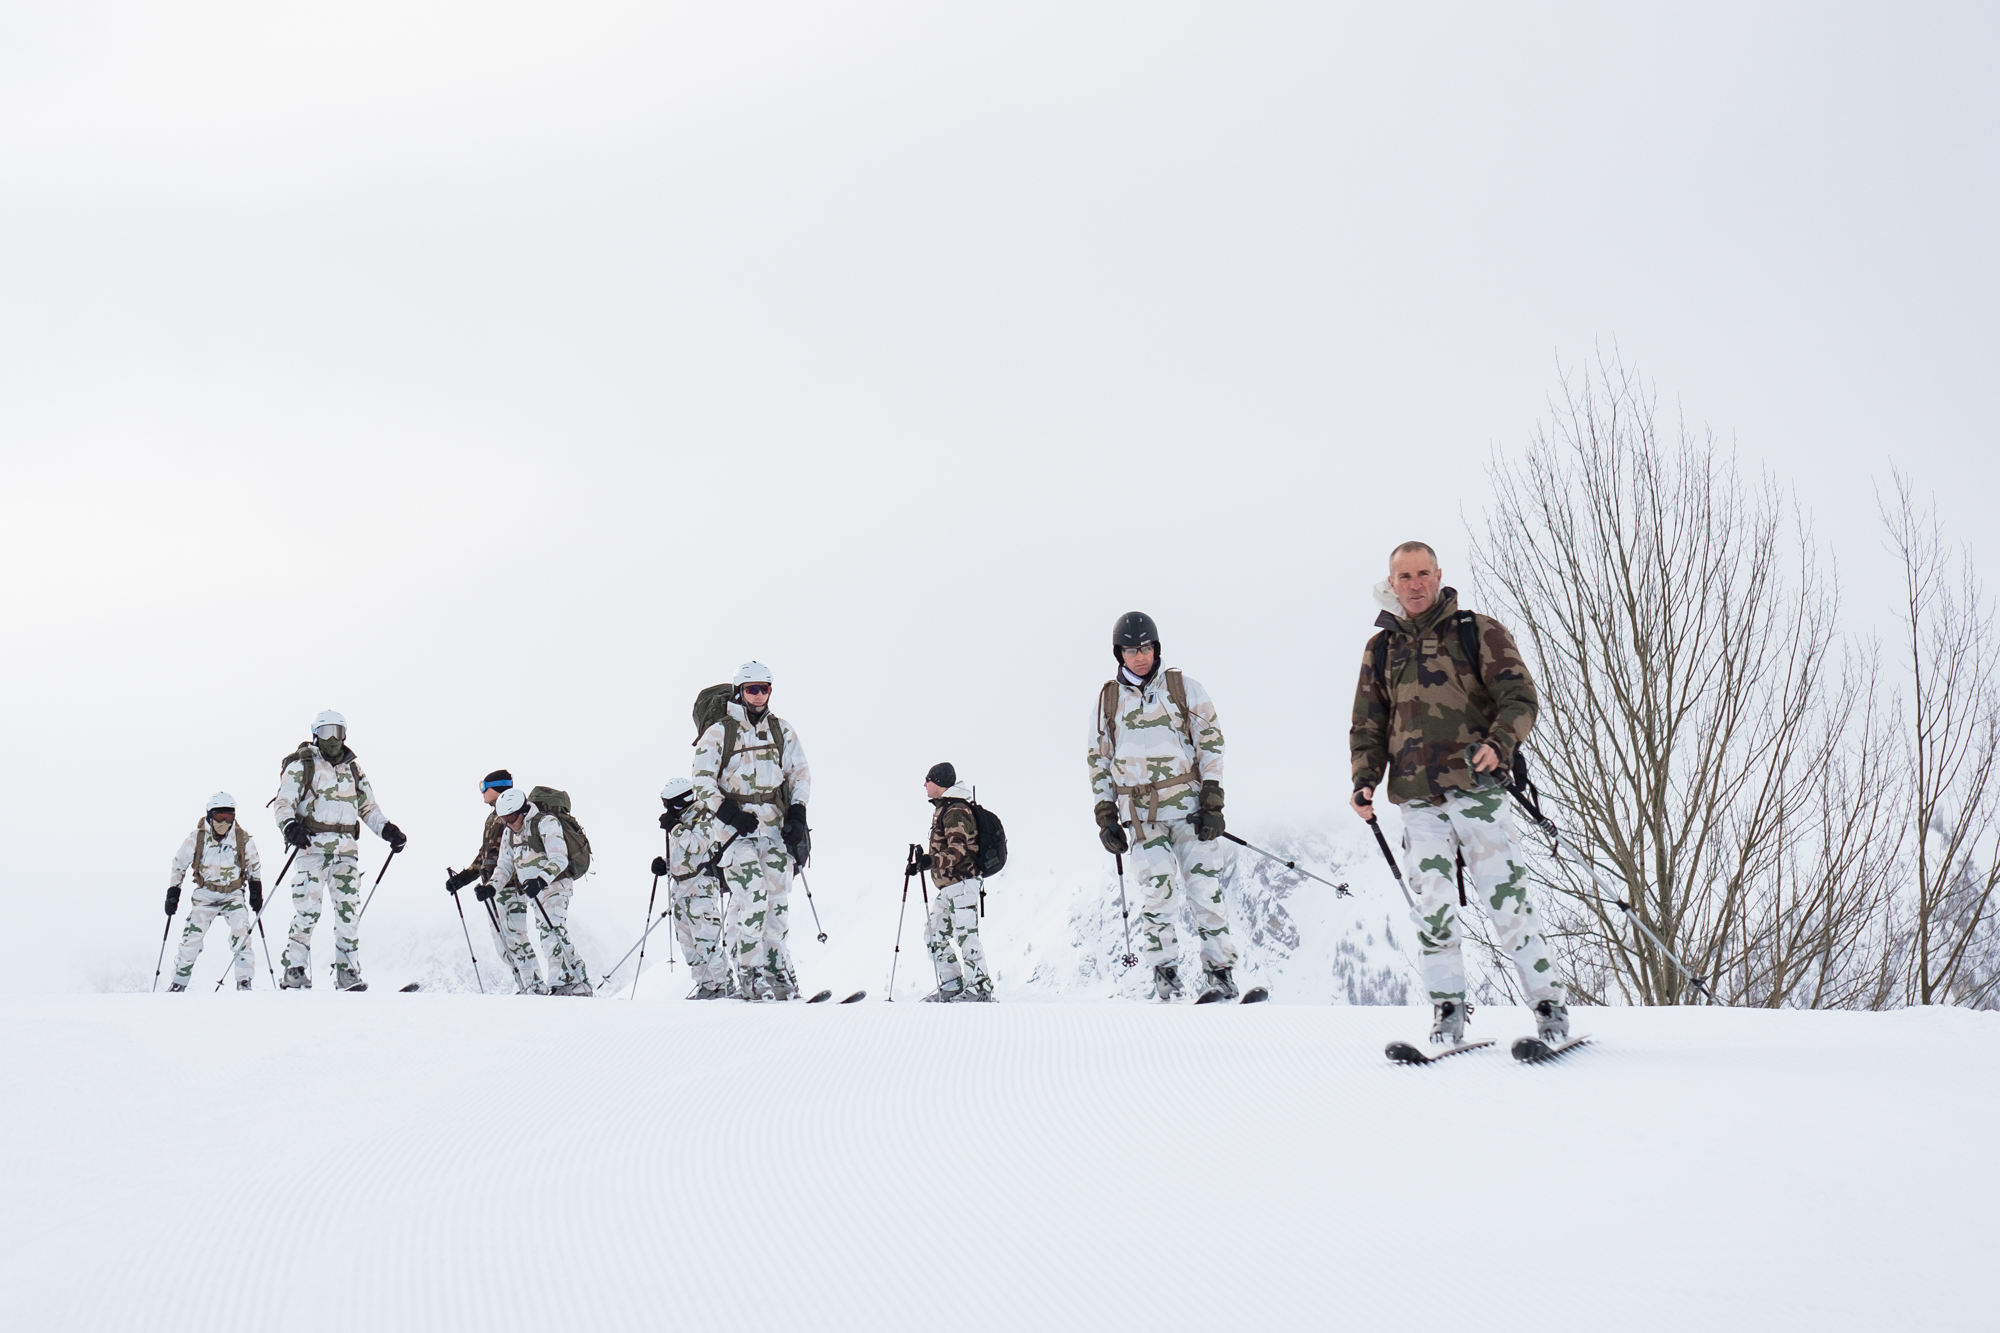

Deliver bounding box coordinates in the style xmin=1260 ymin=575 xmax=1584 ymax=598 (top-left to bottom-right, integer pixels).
xmin=692 ymin=702 xmax=812 ymax=834
xmin=1087 ymin=666 xmax=1225 ymax=826
xmin=272 ymin=745 xmax=390 ymax=842
xmin=170 ymin=822 xmax=263 ymax=893
xmin=666 ymin=807 xmax=724 ymax=884
xmin=496 ymin=806 xmax=572 ymax=887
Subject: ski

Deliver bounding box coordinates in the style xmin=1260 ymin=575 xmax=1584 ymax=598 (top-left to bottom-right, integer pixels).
xmin=1511 ymin=1034 xmax=1591 ymax=1064
xmin=840 ymin=990 xmax=867 ymax=1003
xmin=1241 ymin=987 xmax=1269 ymax=1004
xmin=399 ymin=982 xmax=421 ymax=992
xmin=338 ymin=982 xmax=370 ymax=993
xmin=1385 ymin=1039 xmax=1496 ymax=1065
xmin=806 ymin=989 xmax=834 ymax=1004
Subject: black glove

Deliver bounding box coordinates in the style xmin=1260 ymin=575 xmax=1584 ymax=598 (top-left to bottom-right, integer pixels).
xmin=650 ymin=855 xmax=669 ymax=877
xmin=783 ymin=802 xmax=811 ymax=867
xmin=475 ymin=882 xmax=496 ymax=903
xmin=165 ymin=885 xmax=180 ymax=916
xmin=520 ymin=877 xmax=545 ymax=899
xmin=283 ymin=820 xmax=311 ymax=850
xmin=659 ymin=810 xmax=678 ymax=831
xmin=915 ymin=851 xmax=934 ymax=873
xmin=446 ymin=867 xmax=480 ymax=893
xmin=1194 ymin=780 xmax=1226 ymax=842
xmin=248 ymin=878 xmax=264 ymax=913
xmin=1094 ymin=800 xmax=1128 ymax=855
xmin=381 ymin=822 xmax=407 ymax=852
xmin=716 ymin=797 xmax=759 ymax=836
xmin=904 ymin=846 xmax=922 ymax=876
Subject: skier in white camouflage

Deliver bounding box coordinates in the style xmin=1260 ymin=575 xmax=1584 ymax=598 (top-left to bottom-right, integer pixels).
xmin=910 ymin=762 xmax=994 ymax=1002
xmin=444 ymin=770 xmax=548 ymax=995
xmin=649 ymin=776 xmax=733 ymax=999
xmin=272 ymin=710 xmax=406 ymax=992
xmin=493 ymin=786 xmax=593 ymax=996
xmin=693 ymin=661 xmax=813 ymax=1002
xmin=1088 ymin=612 xmax=1240 ymax=1002
xmin=1349 ymin=541 xmax=1567 ymax=1046
xmin=165 ymin=793 xmax=264 ymax=991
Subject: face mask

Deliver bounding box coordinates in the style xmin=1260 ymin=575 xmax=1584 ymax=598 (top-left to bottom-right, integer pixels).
xmin=317 ymin=735 xmax=343 ymax=759
xmin=209 ymin=817 xmax=234 ymax=836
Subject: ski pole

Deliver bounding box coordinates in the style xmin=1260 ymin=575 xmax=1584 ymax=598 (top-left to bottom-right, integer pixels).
xmin=598 ymin=908 xmax=675 ymax=991
xmin=354 ymin=846 xmax=401 ymax=925
xmin=631 ymin=866 xmax=663 ymax=1001
xmin=250 ymin=845 xmax=298 ymax=989
xmin=889 ymin=846 xmax=917 ymax=1000
xmin=1112 ymin=852 xmax=1137 ymax=969
xmin=1211 ymin=827 xmax=1351 ymax=898
xmin=798 ymin=870 xmax=828 ymax=943
xmin=446 ymin=881 xmax=485 ymax=994
xmin=1364 ymin=815 xmax=1418 ymax=910
xmin=1501 ymin=781 xmax=1715 ymax=1002
xmin=150 ymin=912 xmax=175 ymax=992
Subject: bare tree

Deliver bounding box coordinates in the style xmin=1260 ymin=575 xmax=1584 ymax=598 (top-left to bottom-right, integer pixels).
xmin=1883 ymin=473 xmax=2000 ymax=1007
xmin=1472 ymin=354 xmax=1896 ymax=1006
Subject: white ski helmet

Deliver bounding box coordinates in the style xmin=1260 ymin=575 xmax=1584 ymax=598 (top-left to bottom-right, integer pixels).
xmin=661 ymin=776 xmax=695 ymax=803
xmin=206 ymin=792 xmax=236 ymax=814
xmin=495 ymin=787 xmax=528 ymax=818
xmin=312 ymin=709 xmax=347 ymax=741
xmin=733 ymin=661 xmax=773 ymax=688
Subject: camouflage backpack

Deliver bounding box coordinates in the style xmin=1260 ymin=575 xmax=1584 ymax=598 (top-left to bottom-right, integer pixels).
xmin=1097 ymin=668 xmax=1199 ymax=757
xmin=691 ymin=683 xmax=793 ymax=809
xmin=524 ymin=786 xmax=592 ymax=880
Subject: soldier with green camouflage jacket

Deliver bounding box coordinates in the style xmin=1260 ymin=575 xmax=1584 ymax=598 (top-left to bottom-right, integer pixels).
xmin=1349 ymin=542 xmax=1568 ymax=1046
xmin=909 ymin=762 xmax=993 ymax=1001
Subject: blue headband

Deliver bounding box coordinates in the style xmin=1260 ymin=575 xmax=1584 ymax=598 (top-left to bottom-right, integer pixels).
xmin=481 ymin=778 xmax=514 ymax=791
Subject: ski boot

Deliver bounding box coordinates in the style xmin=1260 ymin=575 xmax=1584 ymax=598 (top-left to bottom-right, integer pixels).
xmin=552 ymin=978 xmax=595 ymax=997
xmin=1196 ymin=966 xmax=1240 ymax=1003
xmin=1534 ymin=999 xmax=1570 ymax=1042
xmin=236 ymin=977 xmax=253 ymax=992
xmin=1153 ymin=963 xmax=1184 ymax=1001
xmin=281 ymin=966 xmax=310 ymax=990
xmin=922 ymin=978 xmax=966 ymax=1003
xmin=1429 ymin=999 xmax=1471 ymax=1046
xmin=958 ymin=981 xmax=995 ymax=1002
xmin=770 ymin=975 xmax=797 ymax=1002
xmin=690 ymin=981 xmax=731 ymax=1000
xmin=167 ymin=980 xmax=187 ymax=993
xmin=334 ymin=965 xmax=368 ymax=992
xmin=744 ymin=971 xmax=776 ymax=1003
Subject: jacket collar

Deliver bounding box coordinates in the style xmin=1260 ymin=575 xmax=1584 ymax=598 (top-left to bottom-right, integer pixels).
xmin=1378 ymin=586 xmax=1461 ymax=637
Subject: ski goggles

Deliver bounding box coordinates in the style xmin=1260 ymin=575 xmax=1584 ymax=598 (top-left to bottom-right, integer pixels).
xmin=740 ymin=683 xmax=771 ymax=697
xmin=481 ymin=777 xmax=513 ymax=791
xmin=207 ymin=810 xmax=236 ymax=822
xmin=313 ymin=724 xmax=346 ymax=741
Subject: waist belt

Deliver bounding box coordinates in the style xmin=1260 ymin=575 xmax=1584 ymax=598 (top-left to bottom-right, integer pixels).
xmin=1113 ymin=772 xmax=1203 ymax=826
xmin=305 ymin=818 xmax=361 ymax=836
xmin=728 ymin=793 xmax=784 ymax=806
xmin=193 ymin=870 xmax=245 ymax=891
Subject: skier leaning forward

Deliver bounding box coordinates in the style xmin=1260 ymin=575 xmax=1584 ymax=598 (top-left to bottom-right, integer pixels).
xmin=165 ymin=792 xmax=264 ymax=991
xmin=272 ymin=710 xmax=406 ymax=992
xmin=445 ymin=770 xmax=549 ymax=995
xmin=1089 ymin=612 xmax=1240 ymax=1002
xmin=912 ymin=761 xmax=993 ymax=1002
xmin=651 ymin=776 xmax=734 ymax=999
xmin=1348 ymin=541 xmax=1567 ymax=1044
xmin=693 ymin=661 xmax=813 ymax=1002
xmin=493 ymin=787 xmax=593 ymax=996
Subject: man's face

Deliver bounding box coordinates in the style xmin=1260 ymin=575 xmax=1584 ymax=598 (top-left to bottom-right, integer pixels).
xmin=208 ymin=810 xmax=235 ymax=832
xmin=1389 ymin=549 xmax=1442 ymax=618
xmin=1120 ymin=644 xmax=1157 ymax=676
xmin=924 ymin=780 xmax=946 ymax=799
xmin=482 ymin=787 xmax=501 ymax=807
xmin=741 ymin=683 xmax=771 ymax=708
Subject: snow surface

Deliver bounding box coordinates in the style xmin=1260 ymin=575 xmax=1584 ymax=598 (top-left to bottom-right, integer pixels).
xmin=4 ymin=997 xmax=1994 ymax=1331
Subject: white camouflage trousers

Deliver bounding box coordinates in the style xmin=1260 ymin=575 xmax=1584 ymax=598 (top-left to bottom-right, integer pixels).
xmin=926 ymin=878 xmax=990 ymax=996
xmin=1130 ymin=820 xmax=1238 ymax=971
xmin=673 ymin=873 xmax=729 ymax=987
xmin=284 ymin=837 xmax=362 ymax=974
xmin=1402 ymin=785 xmax=1564 ymax=1004
xmin=527 ymin=881 xmax=588 ymax=989
xmin=489 ymin=887 xmax=545 ymax=993
xmin=723 ymin=835 xmax=795 ymax=995
xmin=174 ymin=887 xmax=254 ymax=986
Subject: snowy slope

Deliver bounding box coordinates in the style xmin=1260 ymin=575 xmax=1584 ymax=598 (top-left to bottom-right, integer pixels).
xmin=4 ymin=996 xmax=1994 ymax=1332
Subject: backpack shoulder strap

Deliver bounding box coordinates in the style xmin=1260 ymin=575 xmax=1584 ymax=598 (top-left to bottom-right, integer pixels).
xmin=1370 ymin=630 xmax=1391 ymax=697
xmin=1454 ymin=612 xmax=1485 ymax=688
xmin=1163 ymin=668 xmax=1198 ymax=752
xmin=232 ymin=823 xmax=248 ymax=863
xmin=192 ymin=820 xmax=207 ymax=875
xmin=719 ymin=716 xmax=740 ymax=775
xmin=1098 ymin=680 xmax=1119 ymax=756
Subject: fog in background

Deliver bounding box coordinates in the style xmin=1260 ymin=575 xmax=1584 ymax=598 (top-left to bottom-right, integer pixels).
xmin=2 ymin=2 xmax=1994 ymax=993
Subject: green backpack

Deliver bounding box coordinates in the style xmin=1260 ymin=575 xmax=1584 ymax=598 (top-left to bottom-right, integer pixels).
xmin=692 ymin=683 xmax=792 ymax=806
xmin=524 ymin=786 xmax=592 ymax=880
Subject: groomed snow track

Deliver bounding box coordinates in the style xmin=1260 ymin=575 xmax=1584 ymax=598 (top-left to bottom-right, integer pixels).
xmin=2 ymin=998 xmax=1993 ymax=1331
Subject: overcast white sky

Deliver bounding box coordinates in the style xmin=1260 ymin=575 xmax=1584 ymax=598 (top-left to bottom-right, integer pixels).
xmin=2 ymin=2 xmax=1994 ymax=991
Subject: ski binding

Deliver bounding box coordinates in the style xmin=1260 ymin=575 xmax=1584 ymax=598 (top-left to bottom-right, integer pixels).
xmin=1385 ymin=1038 xmax=1496 ymax=1065
xmin=1510 ymin=1034 xmax=1591 ymax=1063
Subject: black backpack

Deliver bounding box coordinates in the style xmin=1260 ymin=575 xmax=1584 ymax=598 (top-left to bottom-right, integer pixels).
xmin=967 ymin=796 xmax=1007 ymax=878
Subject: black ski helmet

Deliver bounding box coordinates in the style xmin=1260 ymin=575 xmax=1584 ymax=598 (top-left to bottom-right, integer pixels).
xmin=1112 ymin=611 xmax=1161 ymax=663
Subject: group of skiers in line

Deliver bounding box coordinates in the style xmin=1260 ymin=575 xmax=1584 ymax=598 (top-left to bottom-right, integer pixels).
xmin=161 ymin=539 xmax=1571 ymax=1041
